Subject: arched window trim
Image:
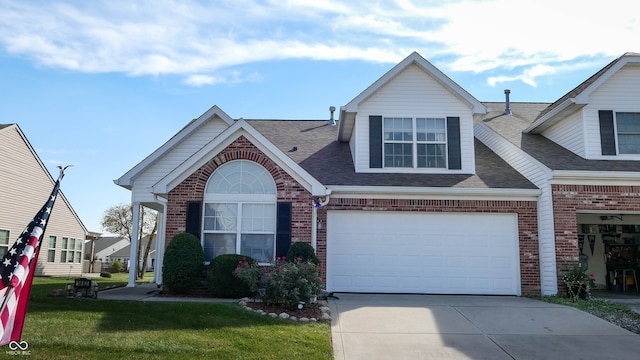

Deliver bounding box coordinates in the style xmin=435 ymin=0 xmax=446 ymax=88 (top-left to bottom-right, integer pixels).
xmin=202 ymin=160 xmax=277 ymax=263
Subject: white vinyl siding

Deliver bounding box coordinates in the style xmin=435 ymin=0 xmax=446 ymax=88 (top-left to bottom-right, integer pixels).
xmin=0 ymin=125 xmax=86 ymax=277
xmin=130 ymin=117 xmax=230 ymax=204
xmin=475 ymin=123 xmax=558 ymax=295
xmin=541 ymin=109 xmax=586 ymax=157
xmin=353 ymin=64 xmax=474 ymax=174
xmin=584 ymin=64 xmax=640 ymax=159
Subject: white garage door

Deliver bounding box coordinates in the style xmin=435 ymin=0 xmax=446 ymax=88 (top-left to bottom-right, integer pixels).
xmin=327 ymin=211 xmax=520 ymax=295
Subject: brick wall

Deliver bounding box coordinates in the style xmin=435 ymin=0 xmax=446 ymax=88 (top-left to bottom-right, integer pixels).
xmin=166 ymin=135 xmax=313 ymax=246
xmin=316 ymin=198 xmax=541 ymax=296
xmin=552 ymin=184 xmax=640 ymax=291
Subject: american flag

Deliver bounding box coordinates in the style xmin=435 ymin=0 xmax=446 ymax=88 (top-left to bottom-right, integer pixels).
xmin=0 ymin=166 xmax=67 ymax=345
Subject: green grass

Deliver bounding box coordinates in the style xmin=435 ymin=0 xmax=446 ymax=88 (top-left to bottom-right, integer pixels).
xmin=18 ymin=276 xmax=333 ymax=359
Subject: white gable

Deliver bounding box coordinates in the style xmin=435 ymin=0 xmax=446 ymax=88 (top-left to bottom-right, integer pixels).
xmin=350 ymin=63 xmax=476 ymax=174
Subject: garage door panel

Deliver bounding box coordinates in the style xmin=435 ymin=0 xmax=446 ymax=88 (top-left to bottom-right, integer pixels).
xmin=327 ymin=211 xmax=520 ymax=295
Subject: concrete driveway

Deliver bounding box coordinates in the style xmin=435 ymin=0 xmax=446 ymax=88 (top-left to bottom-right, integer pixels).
xmin=329 ymin=293 xmax=640 ymax=360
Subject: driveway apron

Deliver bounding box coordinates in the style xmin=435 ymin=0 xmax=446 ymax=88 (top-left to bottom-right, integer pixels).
xmin=329 ymin=293 xmax=640 ymax=360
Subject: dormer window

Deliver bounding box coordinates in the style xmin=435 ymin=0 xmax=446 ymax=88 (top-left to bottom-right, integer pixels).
xmin=599 ymin=110 xmax=640 ymax=155
xmin=370 ymin=115 xmax=461 ymax=170
xmin=616 ymin=112 xmax=640 ymax=154
xmin=383 ymin=117 xmax=447 ymax=168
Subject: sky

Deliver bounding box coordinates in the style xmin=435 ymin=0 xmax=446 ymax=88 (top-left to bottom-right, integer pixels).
xmin=0 ymin=0 xmax=638 ymax=234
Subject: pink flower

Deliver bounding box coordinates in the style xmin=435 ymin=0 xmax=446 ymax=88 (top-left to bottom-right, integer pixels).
xmin=231 ymin=270 xmax=236 ymax=276
xmin=242 ymin=257 xmax=246 ymax=261
xmin=278 ymin=266 xmax=283 ymax=270
xmin=296 ymin=257 xmax=302 ymax=261
xmin=276 ymin=257 xmax=281 ymax=261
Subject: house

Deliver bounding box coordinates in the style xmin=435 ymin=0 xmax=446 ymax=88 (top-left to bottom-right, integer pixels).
xmin=116 ymin=52 xmax=543 ymax=295
xmin=89 ymin=236 xmax=129 ymax=264
xmin=108 ymin=236 xmax=156 ymax=272
xmin=0 ymin=124 xmax=87 ymax=277
xmin=476 ymin=52 xmax=640 ymax=294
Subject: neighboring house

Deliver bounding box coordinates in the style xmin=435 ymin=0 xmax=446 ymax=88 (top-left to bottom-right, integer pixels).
xmin=0 ymin=124 xmax=87 ymax=277
xmin=109 ymin=236 xmax=156 ymax=272
xmin=476 ymin=52 xmax=640 ymax=294
xmin=90 ymin=236 xmax=129 ymax=264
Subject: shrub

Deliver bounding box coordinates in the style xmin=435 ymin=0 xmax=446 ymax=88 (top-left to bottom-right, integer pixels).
xmin=286 ymin=242 xmax=319 ymax=265
xmin=100 ymin=271 xmax=112 ymax=278
xmin=235 ymin=257 xmax=322 ymax=309
xmin=110 ymin=260 xmax=123 ymax=273
xmin=207 ymin=254 xmax=255 ymax=298
xmin=162 ymin=232 xmax=205 ymax=295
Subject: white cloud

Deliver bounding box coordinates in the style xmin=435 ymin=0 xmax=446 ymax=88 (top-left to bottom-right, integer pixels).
xmin=0 ymin=0 xmax=638 ymax=87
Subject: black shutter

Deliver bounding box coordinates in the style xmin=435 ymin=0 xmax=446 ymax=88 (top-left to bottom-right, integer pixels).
xmin=275 ymin=202 xmax=292 ymax=258
xmin=185 ymin=201 xmax=202 ymax=239
xmin=599 ymin=110 xmax=616 ymax=155
xmin=447 ymin=117 xmax=461 ymax=169
xmin=369 ymin=115 xmax=383 ymax=168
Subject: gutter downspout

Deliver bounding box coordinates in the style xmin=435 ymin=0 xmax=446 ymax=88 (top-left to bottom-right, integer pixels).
xmin=311 ymin=192 xmax=331 ymax=251
xmin=154 ymin=194 xmax=168 ymax=287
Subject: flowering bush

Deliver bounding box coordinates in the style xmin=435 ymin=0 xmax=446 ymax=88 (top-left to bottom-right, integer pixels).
xmin=234 ymin=256 xmax=322 ymax=309
xmin=562 ymin=263 xmax=595 ymax=301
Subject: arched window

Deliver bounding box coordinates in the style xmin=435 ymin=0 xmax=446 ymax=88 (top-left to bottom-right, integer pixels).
xmin=202 ymin=160 xmax=276 ymax=263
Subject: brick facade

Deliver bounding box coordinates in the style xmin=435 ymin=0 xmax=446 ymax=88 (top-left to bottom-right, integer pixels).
xmin=316 ymin=198 xmax=541 ymax=296
xmin=166 ymin=135 xmax=313 ymax=246
xmin=552 ymin=184 xmax=640 ymax=292
xmin=165 ymin=135 xmax=541 ymax=296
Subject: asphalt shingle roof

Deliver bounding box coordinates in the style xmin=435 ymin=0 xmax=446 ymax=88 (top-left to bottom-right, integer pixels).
xmin=479 ymin=102 xmax=640 ymax=172
xmin=247 ymin=120 xmax=537 ymax=189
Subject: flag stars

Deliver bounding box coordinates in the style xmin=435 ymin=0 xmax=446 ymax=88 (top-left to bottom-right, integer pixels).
xmin=9 ymin=248 xmax=17 ymax=256
xmin=2 ymin=259 xmax=11 ymax=267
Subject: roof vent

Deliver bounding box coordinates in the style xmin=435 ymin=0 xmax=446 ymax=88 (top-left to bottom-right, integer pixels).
xmin=504 ymin=89 xmax=512 ymax=115
xmin=328 ymin=106 xmax=337 ymax=126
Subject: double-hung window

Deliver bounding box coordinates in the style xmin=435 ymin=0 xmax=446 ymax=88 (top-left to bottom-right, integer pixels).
xmin=616 ymin=112 xmax=640 ymax=154
xmin=383 ymin=117 xmax=447 ymax=168
xmin=202 ymin=160 xmax=277 ymax=263
xmin=48 ymin=235 xmax=57 ymax=262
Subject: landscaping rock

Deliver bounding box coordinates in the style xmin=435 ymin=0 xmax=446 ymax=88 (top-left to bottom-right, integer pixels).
xmin=299 ymin=317 xmax=309 ymax=322
xmin=319 ymin=306 xmax=330 ymax=314
xmin=268 ymin=312 xmax=277 ymax=318
xmin=290 ymin=316 xmax=297 ymax=321
xmin=310 ymin=318 xmax=317 ymax=322
xmin=321 ymin=312 xmax=331 ymax=321
xmin=278 ymin=313 xmax=290 ymax=319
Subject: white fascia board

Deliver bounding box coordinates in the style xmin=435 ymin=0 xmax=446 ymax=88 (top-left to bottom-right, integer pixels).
xmin=523 ymin=99 xmax=578 ymax=133
xmin=327 ymin=185 xmax=541 ymax=201
xmin=552 ymin=170 xmax=640 ymax=185
xmin=152 ymin=120 xmax=328 ymax=197
xmin=114 ymin=105 xmax=234 ymax=188
xmin=574 ymin=57 xmax=639 ymax=103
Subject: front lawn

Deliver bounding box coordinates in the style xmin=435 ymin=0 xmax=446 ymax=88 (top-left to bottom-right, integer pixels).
xmin=17 ymin=276 xmax=333 ymax=359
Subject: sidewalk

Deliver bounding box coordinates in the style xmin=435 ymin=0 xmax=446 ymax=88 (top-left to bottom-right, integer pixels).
xmin=97 ymin=283 xmax=237 ymax=303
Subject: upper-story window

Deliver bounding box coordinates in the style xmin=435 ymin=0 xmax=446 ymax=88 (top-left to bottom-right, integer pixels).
xmin=202 ymin=160 xmax=276 ymax=263
xmin=383 ymin=117 xmax=447 ymax=168
xmin=616 ymin=112 xmax=640 ymax=154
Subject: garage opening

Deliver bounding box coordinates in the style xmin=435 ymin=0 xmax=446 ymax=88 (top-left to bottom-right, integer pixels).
xmin=576 ymin=213 xmax=640 ymax=293
xmin=326 ymin=211 xmax=521 ymax=295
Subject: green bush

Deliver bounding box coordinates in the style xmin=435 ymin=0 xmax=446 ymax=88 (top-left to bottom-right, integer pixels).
xmin=208 ymin=254 xmax=255 ymax=298
xmin=110 ymin=260 xmax=123 ymax=273
xmin=235 ymin=257 xmax=322 ymax=309
xmin=286 ymin=241 xmax=319 ymax=265
xmin=100 ymin=271 xmax=112 ymax=278
xmin=162 ymin=232 xmax=205 ymax=295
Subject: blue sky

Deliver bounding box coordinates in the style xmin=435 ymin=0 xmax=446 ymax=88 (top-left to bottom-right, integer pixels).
xmin=0 ymin=0 xmax=638 ymax=234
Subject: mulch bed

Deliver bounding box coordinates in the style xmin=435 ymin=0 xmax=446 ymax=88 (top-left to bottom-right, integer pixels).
xmin=244 ymin=301 xmax=323 ymax=319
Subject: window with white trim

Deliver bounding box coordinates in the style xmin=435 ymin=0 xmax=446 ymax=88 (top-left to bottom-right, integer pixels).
xmin=202 ymin=160 xmax=276 ymax=263
xmin=0 ymin=230 xmax=9 ymax=258
xmin=383 ymin=117 xmax=447 ymax=168
xmin=616 ymin=112 xmax=640 ymax=154
xmin=47 ymin=235 xmax=57 ymax=263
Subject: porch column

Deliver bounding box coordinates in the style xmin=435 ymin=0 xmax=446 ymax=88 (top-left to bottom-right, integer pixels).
xmin=154 ymin=204 xmax=167 ymax=286
xmin=127 ymin=203 xmax=141 ymax=287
